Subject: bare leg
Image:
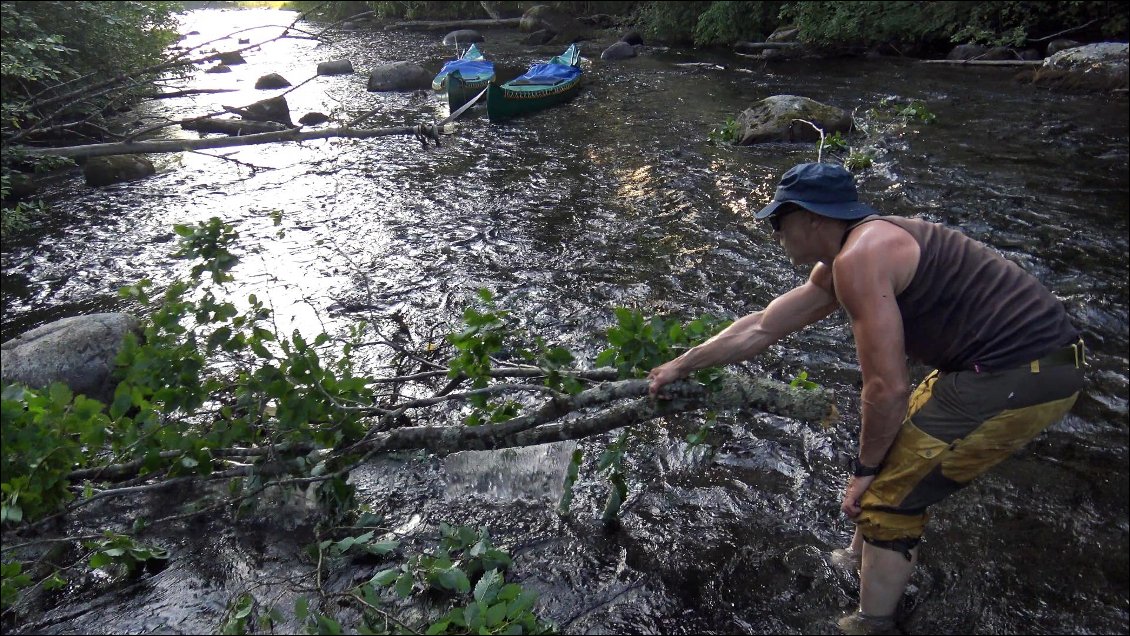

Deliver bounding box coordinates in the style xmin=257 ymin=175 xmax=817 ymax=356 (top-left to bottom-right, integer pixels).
xmin=859 ymin=542 xmax=918 ymax=617
xmin=830 ymin=528 xmax=866 ymax=573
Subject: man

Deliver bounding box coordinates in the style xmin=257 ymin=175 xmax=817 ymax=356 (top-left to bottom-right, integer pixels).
xmin=646 ymin=162 xmax=1084 ymax=635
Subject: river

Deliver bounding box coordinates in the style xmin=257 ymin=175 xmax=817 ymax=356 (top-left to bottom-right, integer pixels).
xmin=2 ymin=8 xmax=1127 ymax=635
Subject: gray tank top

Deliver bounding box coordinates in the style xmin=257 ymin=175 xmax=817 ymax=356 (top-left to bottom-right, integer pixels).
xmin=847 ymin=216 xmax=1078 ymax=372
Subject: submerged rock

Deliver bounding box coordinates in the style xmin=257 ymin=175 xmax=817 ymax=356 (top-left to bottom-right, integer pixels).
xmin=316 ymin=59 xmax=354 ymax=76
xmin=83 ymin=155 xmax=156 ymax=187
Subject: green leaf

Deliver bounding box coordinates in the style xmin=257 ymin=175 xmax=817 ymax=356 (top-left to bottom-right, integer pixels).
xmin=366 ymin=540 xmax=399 ymax=555
xmin=464 ymin=601 xmax=484 ymax=631
xmin=394 ymin=572 xmax=414 ymax=598
xmin=48 ymin=382 xmax=72 ymax=407
xmin=474 ymin=568 xmax=503 ymax=604
xmin=496 ymin=583 xmax=521 ymax=602
xmin=371 ymin=569 xmax=398 ymax=586
xmin=294 ymin=596 xmax=309 ymax=621
xmin=43 ymin=572 xmax=67 ymax=591
xmin=507 ymin=590 xmax=537 ymax=618
xmin=485 ymin=600 xmax=509 ymax=627
xmin=436 ymin=566 xmax=471 ymax=593
xmin=89 ymin=552 xmax=111 ymax=569
xmin=316 ymin=614 xmax=342 ymax=634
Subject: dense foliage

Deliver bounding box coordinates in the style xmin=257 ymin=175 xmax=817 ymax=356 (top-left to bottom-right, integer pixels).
xmin=1 ymin=1 xmax=181 ymax=142
xmin=780 ymin=0 xmax=1129 ymax=55
xmin=630 ymin=0 xmax=1126 ymax=49
xmin=0 ymin=1 xmax=182 ymax=229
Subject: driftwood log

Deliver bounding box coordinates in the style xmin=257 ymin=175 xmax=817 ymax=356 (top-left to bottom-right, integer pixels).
xmin=383 ymin=17 xmax=522 ymax=31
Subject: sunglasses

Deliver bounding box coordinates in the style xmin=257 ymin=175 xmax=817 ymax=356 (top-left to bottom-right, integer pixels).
xmin=768 ymin=207 xmax=797 ymax=232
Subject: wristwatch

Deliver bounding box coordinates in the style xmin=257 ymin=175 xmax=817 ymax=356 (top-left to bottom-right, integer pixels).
xmin=849 ymin=456 xmax=881 ymax=477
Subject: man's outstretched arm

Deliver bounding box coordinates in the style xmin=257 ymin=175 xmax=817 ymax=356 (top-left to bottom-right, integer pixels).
xmin=648 ymin=264 xmax=839 ymax=396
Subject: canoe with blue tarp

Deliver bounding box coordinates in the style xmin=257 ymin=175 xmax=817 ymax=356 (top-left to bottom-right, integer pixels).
xmin=432 ymin=43 xmax=495 ymax=111
xmin=486 ymin=43 xmax=582 ymax=121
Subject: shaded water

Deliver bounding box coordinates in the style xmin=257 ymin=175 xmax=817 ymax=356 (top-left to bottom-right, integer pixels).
xmin=2 ymin=8 xmax=1127 ymax=635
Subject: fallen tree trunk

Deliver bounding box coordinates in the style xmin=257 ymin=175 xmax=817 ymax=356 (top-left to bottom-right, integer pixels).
xmin=144 ymin=88 xmax=241 ymax=100
xmin=733 ymin=41 xmax=804 ymax=53
xmin=918 ymin=59 xmax=1043 ymax=66
xmin=19 ymin=123 xmax=438 ymax=159
xmin=384 ymin=17 xmax=522 ymax=31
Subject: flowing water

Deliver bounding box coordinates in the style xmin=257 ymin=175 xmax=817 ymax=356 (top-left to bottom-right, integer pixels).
xmin=2 ymin=8 xmax=1127 ymax=635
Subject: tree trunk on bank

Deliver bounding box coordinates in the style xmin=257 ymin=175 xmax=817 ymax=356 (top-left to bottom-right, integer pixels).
xmin=918 ymin=59 xmax=1043 ymax=66
xmin=733 ymin=41 xmax=804 ymax=53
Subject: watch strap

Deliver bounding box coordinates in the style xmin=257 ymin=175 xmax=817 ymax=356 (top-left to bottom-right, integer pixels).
xmin=850 ymin=457 xmax=881 ymax=477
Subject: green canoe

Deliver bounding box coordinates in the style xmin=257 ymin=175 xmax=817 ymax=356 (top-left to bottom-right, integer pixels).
xmin=432 ymin=43 xmax=495 ymax=112
xmin=486 ymin=43 xmax=582 ymax=122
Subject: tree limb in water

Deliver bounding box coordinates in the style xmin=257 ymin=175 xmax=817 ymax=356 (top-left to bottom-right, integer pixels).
xmin=351 ymin=375 xmax=836 ymax=455
xmin=19 ymin=124 xmax=440 ymax=159
xmin=63 ymin=374 xmax=836 ymax=486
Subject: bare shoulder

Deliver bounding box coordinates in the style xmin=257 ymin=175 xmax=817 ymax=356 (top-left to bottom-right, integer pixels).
xmin=835 ymin=220 xmax=920 ymax=296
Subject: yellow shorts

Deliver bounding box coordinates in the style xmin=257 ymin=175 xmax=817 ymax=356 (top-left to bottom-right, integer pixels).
xmin=855 ymin=345 xmax=1085 ymax=544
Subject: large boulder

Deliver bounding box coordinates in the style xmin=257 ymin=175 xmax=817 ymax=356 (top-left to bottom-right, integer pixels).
xmin=298 ymin=112 xmax=330 ymax=126
xmin=1 ymin=313 xmax=140 ymax=403
xmin=735 ymin=95 xmax=853 ymax=145
xmin=519 ymin=5 xmax=586 ymax=43
xmin=443 ymin=29 xmax=484 ymax=46
xmin=1046 ymin=39 xmax=1082 ymax=56
xmin=317 ymin=59 xmax=354 ymax=76
xmin=620 ymin=30 xmax=643 ymax=46
xmin=83 ymin=155 xmax=155 ymax=187
xmin=523 ymin=30 xmax=555 ymax=46
xmin=215 ymin=51 xmax=246 ymax=65
xmin=947 ymin=44 xmax=988 ymax=61
xmin=600 ymin=41 xmax=637 ymax=61
xmin=980 ymin=46 xmax=1018 ymax=61
xmin=1032 ymin=42 xmax=1129 ymax=91
xmin=367 ymin=61 xmax=432 ymax=91
xmin=255 ymin=73 xmax=292 ymax=89
xmin=241 ymin=95 xmax=293 ymax=126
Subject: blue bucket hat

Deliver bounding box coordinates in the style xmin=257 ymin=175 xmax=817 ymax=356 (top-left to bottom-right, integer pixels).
xmin=755 ymin=162 xmax=878 ymax=221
